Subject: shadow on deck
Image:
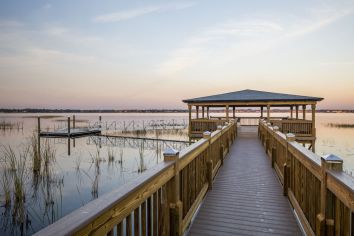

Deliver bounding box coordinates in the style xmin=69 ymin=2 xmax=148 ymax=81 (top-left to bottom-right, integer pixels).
xmin=187 ymin=126 xmax=302 ymax=236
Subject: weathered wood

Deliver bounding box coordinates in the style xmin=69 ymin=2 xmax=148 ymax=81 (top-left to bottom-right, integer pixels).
xmin=134 ymin=207 xmax=139 ymax=236
xmin=259 ymin=120 xmax=354 ymax=236
xmin=189 ymin=127 xmax=301 ymax=235
xmin=141 ymin=201 xmax=147 ymax=236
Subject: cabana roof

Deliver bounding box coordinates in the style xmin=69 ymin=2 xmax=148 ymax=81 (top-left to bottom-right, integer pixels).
xmin=183 ymin=89 xmax=323 ymax=104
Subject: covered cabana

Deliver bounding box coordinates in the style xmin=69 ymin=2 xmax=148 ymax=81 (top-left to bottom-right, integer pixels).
xmin=183 ymin=89 xmax=323 ymax=148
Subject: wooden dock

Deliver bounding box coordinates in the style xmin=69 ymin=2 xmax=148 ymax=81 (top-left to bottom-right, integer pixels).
xmin=188 ymin=126 xmax=302 ymax=235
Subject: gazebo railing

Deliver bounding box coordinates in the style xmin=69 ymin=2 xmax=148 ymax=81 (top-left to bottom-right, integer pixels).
xmin=190 ymin=119 xmax=228 ymax=137
xmin=270 ymin=119 xmax=313 ymax=137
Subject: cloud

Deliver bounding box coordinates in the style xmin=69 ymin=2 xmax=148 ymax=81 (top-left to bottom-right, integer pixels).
xmin=319 ymin=61 xmax=354 ymax=66
xmin=156 ymin=20 xmax=284 ymax=75
xmin=93 ymin=2 xmax=196 ymax=23
xmin=0 ymin=20 xmax=23 ymax=28
xmin=285 ymin=8 xmax=353 ymax=38
xmin=156 ymin=6 xmax=353 ymax=75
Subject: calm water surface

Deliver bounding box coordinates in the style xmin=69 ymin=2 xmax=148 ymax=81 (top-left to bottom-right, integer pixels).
xmin=0 ymin=112 xmax=353 ymax=235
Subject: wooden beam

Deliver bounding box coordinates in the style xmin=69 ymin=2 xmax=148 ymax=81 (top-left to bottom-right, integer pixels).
xmin=232 ymin=106 xmax=235 ymax=118
xmin=206 ymin=107 xmax=209 ymax=119
xmin=260 ymin=106 xmax=263 ymax=118
xmin=196 ymin=106 xmax=199 ymax=119
xmin=202 ymin=106 xmax=205 ymax=119
xmin=186 ymin=101 xmax=317 ymax=107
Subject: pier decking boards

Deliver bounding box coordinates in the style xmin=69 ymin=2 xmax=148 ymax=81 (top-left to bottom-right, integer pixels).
xmin=188 ymin=127 xmax=302 ymax=236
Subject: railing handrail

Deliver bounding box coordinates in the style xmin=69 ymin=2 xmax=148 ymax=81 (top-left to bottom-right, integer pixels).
xmin=34 ymin=161 xmax=175 ymax=235
xmin=35 ymin=122 xmax=236 ymax=236
xmin=259 ymin=119 xmax=354 ymax=235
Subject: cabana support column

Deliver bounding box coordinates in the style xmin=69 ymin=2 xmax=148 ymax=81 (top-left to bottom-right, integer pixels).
xmin=226 ymin=105 xmax=229 ymax=121
xmin=303 ymin=105 xmax=306 ymax=120
xmin=233 ymin=107 xmax=236 ymax=118
xmin=261 ymin=106 xmax=264 ymax=118
xmin=267 ymin=105 xmax=270 ymax=122
xmin=290 ymin=106 xmax=293 ymax=119
xmin=296 ymin=106 xmax=299 ymax=119
xmin=196 ymin=106 xmax=199 ymax=119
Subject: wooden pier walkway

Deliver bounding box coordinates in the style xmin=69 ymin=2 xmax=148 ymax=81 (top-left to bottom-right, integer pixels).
xmin=188 ymin=127 xmax=302 ymax=235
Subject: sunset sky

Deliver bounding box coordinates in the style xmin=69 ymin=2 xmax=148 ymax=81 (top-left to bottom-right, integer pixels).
xmin=1 ymin=0 xmax=354 ymax=109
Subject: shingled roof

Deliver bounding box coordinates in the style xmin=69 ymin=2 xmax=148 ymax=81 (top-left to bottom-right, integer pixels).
xmin=183 ymin=89 xmax=323 ymax=103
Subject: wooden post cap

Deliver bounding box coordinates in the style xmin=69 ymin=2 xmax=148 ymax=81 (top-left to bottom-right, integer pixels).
xmin=286 ymin=133 xmax=296 ymax=142
xmin=164 ymin=147 xmax=179 ymax=161
xmin=203 ymin=131 xmax=211 ymax=139
xmin=273 ymin=126 xmax=279 ymax=131
xmin=321 ymin=154 xmax=343 ymax=171
xmin=321 ymin=154 xmax=343 ymax=163
xmin=164 ymin=147 xmax=179 ymax=157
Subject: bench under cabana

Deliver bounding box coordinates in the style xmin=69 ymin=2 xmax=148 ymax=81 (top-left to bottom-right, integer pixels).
xmin=183 ymin=89 xmax=323 ymax=150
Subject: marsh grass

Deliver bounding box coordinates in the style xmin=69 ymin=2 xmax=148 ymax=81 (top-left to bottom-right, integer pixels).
xmin=136 ymin=141 xmax=146 ymax=173
xmin=1 ymin=170 xmax=11 ymax=207
xmin=107 ymin=147 xmax=115 ymax=163
xmin=0 ymin=120 xmax=23 ymax=130
xmin=75 ymin=156 xmax=82 ymax=171
xmin=30 ymin=133 xmax=41 ymax=173
xmin=2 ymin=146 xmax=17 ymax=171
xmin=327 ymin=123 xmax=354 ymax=128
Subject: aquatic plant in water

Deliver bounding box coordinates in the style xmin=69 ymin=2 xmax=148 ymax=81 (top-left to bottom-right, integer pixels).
xmin=326 ymin=123 xmax=354 ymax=128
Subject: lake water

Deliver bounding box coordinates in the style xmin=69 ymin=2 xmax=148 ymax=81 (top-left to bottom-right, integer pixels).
xmin=0 ymin=112 xmax=353 ymax=235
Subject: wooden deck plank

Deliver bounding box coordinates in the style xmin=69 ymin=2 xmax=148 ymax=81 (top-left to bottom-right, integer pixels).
xmin=188 ymin=127 xmax=302 ymax=235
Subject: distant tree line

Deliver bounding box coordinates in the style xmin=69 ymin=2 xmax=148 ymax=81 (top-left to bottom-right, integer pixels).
xmin=0 ymin=108 xmax=353 ymax=113
xmin=0 ymin=108 xmax=189 ymax=113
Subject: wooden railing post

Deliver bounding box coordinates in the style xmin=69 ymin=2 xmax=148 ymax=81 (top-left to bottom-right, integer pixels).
xmin=284 ymin=133 xmax=295 ymax=196
xmin=265 ymin=122 xmax=271 ymax=153
xmin=203 ymin=131 xmax=213 ymax=190
xmin=316 ymin=154 xmax=343 ymax=236
xmin=271 ymin=126 xmax=279 ymax=168
xmin=217 ymin=126 xmax=224 ymax=165
xmin=164 ymin=147 xmax=182 ymax=236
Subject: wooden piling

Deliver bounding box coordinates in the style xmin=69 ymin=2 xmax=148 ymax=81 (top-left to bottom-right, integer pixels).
xmin=73 ymin=115 xmax=76 ymax=148
xmin=37 ymin=116 xmax=41 ymax=156
xmin=68 ymin=117 xmax=71 ymax=156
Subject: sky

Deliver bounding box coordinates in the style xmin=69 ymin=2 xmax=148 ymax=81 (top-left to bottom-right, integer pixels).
xmin=1 ymin=0 xmax=354 ymax=109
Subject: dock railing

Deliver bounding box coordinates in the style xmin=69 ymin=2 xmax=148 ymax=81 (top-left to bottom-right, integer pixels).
xmin=259 ymin=119 xmax=354 ymax=236
xmin=270 ymin=118 xmax=313 ymax=137
xmin=190 ymin=119 xmax=228 ymax=137
xmin=35 ymin=121 xmax=236 ymax=236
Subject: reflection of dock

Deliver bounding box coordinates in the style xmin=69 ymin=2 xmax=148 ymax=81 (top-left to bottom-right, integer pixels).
xmin=40 ymin=128 xmax=101 ymax=137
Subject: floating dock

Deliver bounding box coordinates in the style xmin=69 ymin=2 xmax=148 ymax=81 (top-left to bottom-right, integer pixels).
xmin=40 ymin=128 xmax=101 ymax=137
